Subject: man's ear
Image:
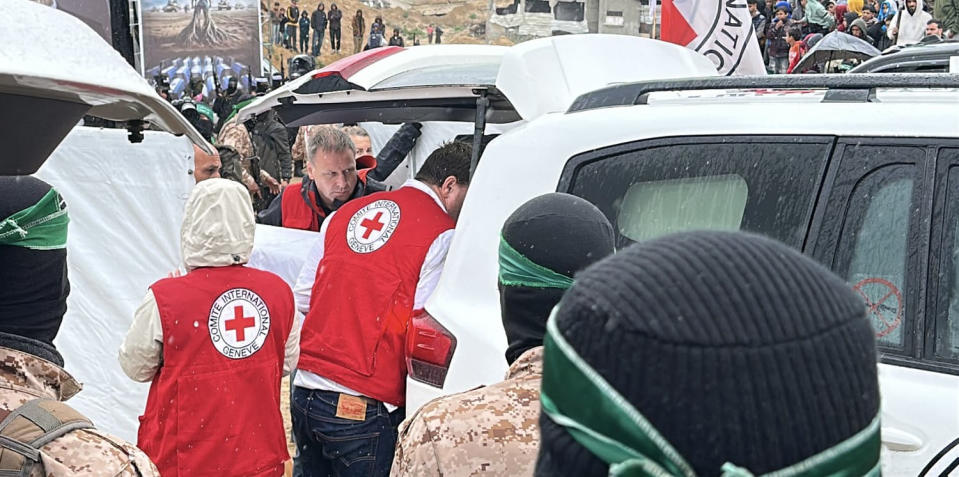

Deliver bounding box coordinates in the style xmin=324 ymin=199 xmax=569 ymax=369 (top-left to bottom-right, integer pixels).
xmin=441 ymin=176 xmax=458 ymax=195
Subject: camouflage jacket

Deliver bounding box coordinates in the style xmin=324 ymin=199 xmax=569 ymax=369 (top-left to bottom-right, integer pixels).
xmin=217 ymin=120 xmax=255 ymax=160
xmin=291 ymin=125 xmax=310 ymax=165
xmin=217 ymin=120 xmax=279 ymax=187
xmin=391 ymin=347 xmax=543 ymax=477
xmin=0 ymin=347 xmax=159 ymax=476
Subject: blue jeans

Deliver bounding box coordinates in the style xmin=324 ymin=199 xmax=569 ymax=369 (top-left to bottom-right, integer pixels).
xmin=313 ymin=28 xmax=325 ymax=55
xmin=291 ymin=387 xmax=403 ymax=477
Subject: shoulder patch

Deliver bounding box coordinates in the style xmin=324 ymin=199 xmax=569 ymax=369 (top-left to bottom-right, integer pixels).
xmin=345 ymin=200 xmax=401 ymax=254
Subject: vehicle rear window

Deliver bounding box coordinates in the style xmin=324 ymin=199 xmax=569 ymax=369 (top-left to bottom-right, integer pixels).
xmin=563 ymin=137 xmax=832 ymax=249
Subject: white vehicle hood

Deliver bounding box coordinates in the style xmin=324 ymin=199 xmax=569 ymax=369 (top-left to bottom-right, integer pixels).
xmin=0 ymin=1 xmax=212 ymax=157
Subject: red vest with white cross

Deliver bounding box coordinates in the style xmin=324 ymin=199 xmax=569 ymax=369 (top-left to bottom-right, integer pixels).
xmin=297 ymin=185 xmax=454 ymax=406
xmin=138 ymin=265 xmax=293 ymax=477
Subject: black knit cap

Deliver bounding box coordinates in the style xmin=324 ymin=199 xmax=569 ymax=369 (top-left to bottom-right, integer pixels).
xmin=535 ymin=230 xmax=879 ymax=476
xmin=500 ymin=193 xmax=615 ymax=364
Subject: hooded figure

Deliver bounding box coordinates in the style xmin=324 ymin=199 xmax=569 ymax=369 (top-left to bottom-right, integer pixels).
xmin=120 ymin=179 xmax=298 ymax=476
xmin=499 ymin=193 xmax=616 ymax=364
xmin=392 ymin=193 xmax=615 ymax=477
xmin=0 ymin=177 xmax=159 ymax=476
xmin=834 ymin=4 xmax=848 ymax=30
xmin=213 ymin=77 xmax=243 ymax=133
xmin=889 ymin=0 xmax=933 ymax=45
xmin=535 ymin=231 xmax=881 ymax=477
xmin=849 ymin=17 xmax=871 ymax=41
xmin=877 ymin=0 xmax=897 ymax=23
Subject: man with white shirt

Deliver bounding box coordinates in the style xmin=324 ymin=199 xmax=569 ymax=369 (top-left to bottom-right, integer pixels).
xmin=291 ymin=141 xmax=471 ymax=477
xmin=888 ymin=0 xmax=933 ymax=45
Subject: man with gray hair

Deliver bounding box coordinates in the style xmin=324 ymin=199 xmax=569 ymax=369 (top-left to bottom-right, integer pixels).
xmin=258 ymin=126 xmax=384 ymax=231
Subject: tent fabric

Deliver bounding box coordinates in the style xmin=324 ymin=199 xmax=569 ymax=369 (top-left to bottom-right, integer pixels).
xmin=36 ymin=126 xmax=194 ymax=442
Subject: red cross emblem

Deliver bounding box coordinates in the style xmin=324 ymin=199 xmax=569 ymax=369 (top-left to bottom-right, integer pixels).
xmin=359 ymin=211 xmax=386 ymax=239
xmin=225 ymin=306 xmax=256 ymax=342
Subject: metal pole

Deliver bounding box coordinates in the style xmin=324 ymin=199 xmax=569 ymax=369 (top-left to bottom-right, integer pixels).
xmin=650 ymin=0 xmax=657 ymax=39
xmin=469 ymin=93 xmax=490 ymax=179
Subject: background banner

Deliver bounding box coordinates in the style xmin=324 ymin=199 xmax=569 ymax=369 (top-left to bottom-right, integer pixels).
xmin=141 ymin=0 xmax=262 ymax=100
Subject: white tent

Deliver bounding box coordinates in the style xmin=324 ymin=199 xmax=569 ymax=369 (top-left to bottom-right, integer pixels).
xmin=37 ymin=126 xmax=194 ymax=442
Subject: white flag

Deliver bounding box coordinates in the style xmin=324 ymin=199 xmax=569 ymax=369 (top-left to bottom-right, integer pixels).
xmin=661 ymin=0 xmax=767 ymax=75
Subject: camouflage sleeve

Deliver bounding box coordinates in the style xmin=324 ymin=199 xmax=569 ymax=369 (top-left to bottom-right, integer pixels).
xmin=391 ymin=412 xmax=441 ymax=477
xmin=292 ymin=126 xmax=307 ymax=164
xmin=38 ymin=428 xmax=161 ymax=476
xmin=218 ymin=121 xmax=254 ymax=159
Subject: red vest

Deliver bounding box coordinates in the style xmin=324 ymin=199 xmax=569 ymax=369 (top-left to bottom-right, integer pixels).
xmin=281 ymin=182 xmax=325 ymax=231
xmin=138 ymin=266 xmax=293 ymax=477
xmin=297 ymin=185 xmax=454 ymax=406
xmin=281 ymin=169 xmax=375 ymax=232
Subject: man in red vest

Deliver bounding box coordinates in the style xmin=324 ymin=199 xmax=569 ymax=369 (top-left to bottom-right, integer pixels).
xmin=119 ymin=179 xmax=299 ymax=477
xmin=259 ymin=124 xmax=422 ymax=231
xmin=291 ymin=141 xmax=472 ymax=476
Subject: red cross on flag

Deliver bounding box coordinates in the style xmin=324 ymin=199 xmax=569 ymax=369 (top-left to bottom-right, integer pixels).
xmin=661 ymin=0 xmax=767 ymax=75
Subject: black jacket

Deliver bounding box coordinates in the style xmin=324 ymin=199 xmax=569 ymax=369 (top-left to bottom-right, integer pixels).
xmin=366 ymin=122 xmax=421 ymax=182
xmin=388 ymin=35 xmax=404 ymax=46
xmin=329 ymin=8 xmax=342 ymax=29
xmin=212 ymin=90 xmax=242 ymax=132
xmin=312 ymin=9 xmax=327 ymax=29
xmin=252 ymin=112 xmax=293 ymax=181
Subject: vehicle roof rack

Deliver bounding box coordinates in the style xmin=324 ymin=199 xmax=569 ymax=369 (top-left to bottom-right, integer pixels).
xmin=567 ymin=73 xmax=959 ymax=113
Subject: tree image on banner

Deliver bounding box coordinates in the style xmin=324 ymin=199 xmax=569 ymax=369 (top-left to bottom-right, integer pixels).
xmin=661 ymin=0 xmax=767 ymax=75
xmin=177 ymin=0 xmax=237 ymax=46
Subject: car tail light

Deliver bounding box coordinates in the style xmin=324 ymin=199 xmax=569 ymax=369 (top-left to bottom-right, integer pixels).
xmin=407 ymin=310 xmax=457 ymax=388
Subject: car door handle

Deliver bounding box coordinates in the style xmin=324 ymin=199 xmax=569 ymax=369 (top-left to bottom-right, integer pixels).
xmin=882 ymin=425 xmax=924 ymax=452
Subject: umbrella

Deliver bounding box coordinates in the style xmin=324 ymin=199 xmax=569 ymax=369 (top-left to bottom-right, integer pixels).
xmin=792 ymin=31 xmax=882 ymax=74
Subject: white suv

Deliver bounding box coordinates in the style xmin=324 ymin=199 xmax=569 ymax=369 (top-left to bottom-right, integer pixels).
xmin=428 ymin=74 xmax=959 ymax=476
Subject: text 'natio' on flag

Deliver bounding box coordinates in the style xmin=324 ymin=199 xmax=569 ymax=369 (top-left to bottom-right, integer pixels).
xmin=661 ymin=0 xmax=767 ymax=75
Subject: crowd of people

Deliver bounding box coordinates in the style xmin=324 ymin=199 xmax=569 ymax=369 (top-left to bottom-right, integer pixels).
xmin=748 ymin=0 xmax=956 ymax=73
xmin=269 ymin=0 xmax=444 ymax=58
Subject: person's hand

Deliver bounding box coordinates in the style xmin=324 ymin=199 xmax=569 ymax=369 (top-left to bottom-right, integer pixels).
xmin=243 ymin=175 xmax=262 ymax=199
xmin=264 ymin=175 xmax=281 ymax=195
xmin=167 ymin=268 xmax=183 ymax=278
xmin=890 ymin=25 xmax=898 ymax=35
xmin=281 ymin=179 xmax=290 ymax=187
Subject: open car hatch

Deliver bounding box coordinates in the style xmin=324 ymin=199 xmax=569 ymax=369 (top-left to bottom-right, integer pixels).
xmin=0 ymin=1 xmax=213 ymax=175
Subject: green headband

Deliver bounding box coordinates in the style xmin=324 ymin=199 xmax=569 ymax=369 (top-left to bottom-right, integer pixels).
xmin=0 ymin=188 xmax=70 ymax=250
xmin=0 ymin=188 xmax=69 ymax=250
xmin=498 ymin=236 xmax=575 ymax=289
xmin=540 ymin=308 xmax=882 ymax=477
xmin=225 ymin=98 xmax=257 ymax=124
xmin=196 ymin=101 xmax=215 ymax=123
